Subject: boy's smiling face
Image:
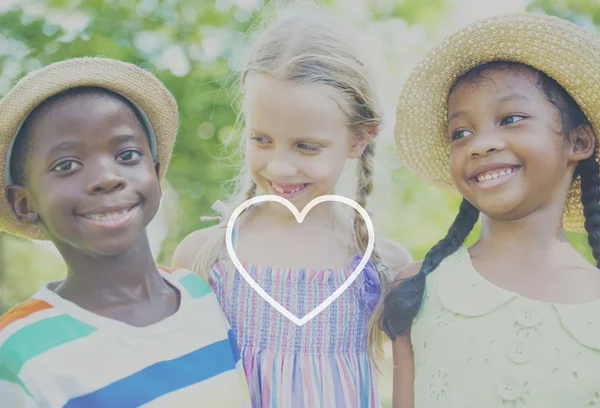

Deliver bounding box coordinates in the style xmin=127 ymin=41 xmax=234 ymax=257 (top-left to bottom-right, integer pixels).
xmin=7 ymin=88 xmax=161 ymax=257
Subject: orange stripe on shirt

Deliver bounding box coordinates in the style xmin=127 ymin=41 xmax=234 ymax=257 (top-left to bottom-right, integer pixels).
xmin=158 ymin=265 xmax=178 ymax=274
xmin=0 ymin=299 xmax=53 ymax=332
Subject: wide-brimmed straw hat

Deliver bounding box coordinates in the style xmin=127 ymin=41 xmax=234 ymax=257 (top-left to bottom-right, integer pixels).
xmin=394 ymin=13 xmax=600 ymax=233
xmin=0 ymin=57 xmax=179 ymax=240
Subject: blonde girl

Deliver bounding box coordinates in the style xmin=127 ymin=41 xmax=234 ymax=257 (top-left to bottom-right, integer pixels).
xmin=173 ymin=4 xmax=411 ymax=407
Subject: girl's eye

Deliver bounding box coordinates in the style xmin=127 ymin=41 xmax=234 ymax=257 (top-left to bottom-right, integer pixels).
xmin=450 ymin=129 xmax=473 ymax=141
xmin=250 ymin=135 xmax=271 ymax=144
xmin=52 ymin=160 xmax=81 ymax=172
xmin=501 ymin=114 xmax=525 ymax=126
xmin=297 ymin=143 xmax=320 ymax=152
xmin=117 ymin=150 xmax=141 ymax=162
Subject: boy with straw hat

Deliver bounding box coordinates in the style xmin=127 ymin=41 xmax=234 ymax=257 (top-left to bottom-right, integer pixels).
xmin=0 ymin=58 xmax=250 ymax=407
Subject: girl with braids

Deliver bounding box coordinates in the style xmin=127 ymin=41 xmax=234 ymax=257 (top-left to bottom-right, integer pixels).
xmin=172 ymin=4 xmax=411 ymax=407
xmin=380 ymin=13 xmax=600 ymax=408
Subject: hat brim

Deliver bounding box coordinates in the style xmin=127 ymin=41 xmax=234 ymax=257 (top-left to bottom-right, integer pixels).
xmin=394 ymin=13 xmax=600 ymax=233
xmin=0 ymin=57 xmax=179 ymax=240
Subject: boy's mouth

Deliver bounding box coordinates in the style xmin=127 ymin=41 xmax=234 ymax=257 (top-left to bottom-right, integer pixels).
xmin=80 ymin=203 xmax=140 ymax=228
xmin=268 ymin=181 xmax=310 ymax=198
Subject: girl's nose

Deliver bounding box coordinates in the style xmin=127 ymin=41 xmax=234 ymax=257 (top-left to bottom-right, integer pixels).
xmin=468 ymin=130 xmax=506 ymax=157
xmin=267 ymin=157 xmax=298 ymax=178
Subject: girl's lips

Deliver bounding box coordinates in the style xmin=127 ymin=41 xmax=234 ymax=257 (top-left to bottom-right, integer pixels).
xmin=470 ymin=166 xmax=521 ymax=190
xmin=268 ymin=180 xmax=310 ymax=199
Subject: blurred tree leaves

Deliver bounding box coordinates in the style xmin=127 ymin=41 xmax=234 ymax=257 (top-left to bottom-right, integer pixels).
xmin=0 ymin=0 xmax=598 ymax=312
xmin=0 ymin=0 xmax=265 ymax=266
xmin=529 ymin=0 xmax=600 ymax=28
xmin=0 ymin=0 xmax=457 ymax=308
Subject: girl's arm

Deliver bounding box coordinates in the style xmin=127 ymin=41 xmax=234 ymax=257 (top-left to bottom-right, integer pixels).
xmin=171 ymin=225 xmax=221 ymax=269
xmin=392 ymin=331 xmax=414 ymax=408
xmin=390 ymin=260 xmax=422 ymax=408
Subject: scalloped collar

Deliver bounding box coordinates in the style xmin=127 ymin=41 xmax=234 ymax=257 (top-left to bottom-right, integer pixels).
xmin=433 ymin=246 xmax=600 ymax=350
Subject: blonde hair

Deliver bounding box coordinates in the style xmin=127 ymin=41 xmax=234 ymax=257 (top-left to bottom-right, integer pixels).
xmin=191 ymin=1 xmax=390 ymax=367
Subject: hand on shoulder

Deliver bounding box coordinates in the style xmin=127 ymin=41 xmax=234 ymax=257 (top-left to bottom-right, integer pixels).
xmin=376 ymin=236 xmax=413 ymax=279
xmin=389 ymin=260 xmax=424 ymax=290
xmin=171 ymin=225 xmax=223 ymax=269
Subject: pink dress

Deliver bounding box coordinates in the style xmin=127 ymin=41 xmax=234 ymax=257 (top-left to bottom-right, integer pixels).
xmin=209 ymin=220 xmax=382 ymax=407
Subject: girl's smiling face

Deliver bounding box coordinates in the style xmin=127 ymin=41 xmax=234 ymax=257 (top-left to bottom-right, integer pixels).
xmin=447 ymin=65 xmax=584 ymax=222
xmin=243 ymin=74 xmax=368 ymax=214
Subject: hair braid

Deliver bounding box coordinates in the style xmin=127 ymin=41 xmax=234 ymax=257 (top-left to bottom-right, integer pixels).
xmin=380 ymin=199 xmax=480 ymax=340
xmin=578 ymin=156 xmax=600 ymax=267
xmin=354 ymin=139 xmax=377 ymax=259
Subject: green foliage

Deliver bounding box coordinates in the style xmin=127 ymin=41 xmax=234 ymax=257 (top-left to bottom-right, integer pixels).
xmin=529 ymin=0 xmax=600 ymax=27
xmin=0 ymin=1 xmax=597 ymax=405
xmin=369 ymin=0 xmax=451 ymax=31
xmin=0 ymin=0 xmax=597 ymax=309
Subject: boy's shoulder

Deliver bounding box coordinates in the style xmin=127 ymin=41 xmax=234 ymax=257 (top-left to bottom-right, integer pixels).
xmin=0 ymin=297 xmax=75 ymax=376
xmin=0 ymin=298 xmax=56 ymax=341
xmin=158 ymin=266 xmax=215 ymax=300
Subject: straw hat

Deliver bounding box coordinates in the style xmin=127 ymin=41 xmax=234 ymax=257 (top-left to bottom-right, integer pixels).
xmin=0 ymin=57 xmax=179 ymax=240
xmin=394 ymin=13 xmax=600 ymax=233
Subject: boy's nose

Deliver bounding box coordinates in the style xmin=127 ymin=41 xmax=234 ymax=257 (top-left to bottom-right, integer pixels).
xmin=86 ymin=163 xmax=127 ymax=194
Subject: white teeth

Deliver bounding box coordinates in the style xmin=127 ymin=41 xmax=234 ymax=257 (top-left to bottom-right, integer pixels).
xmin=272 ymin=183 xmax=304 ymax=194
xmin=86 ymin=209 xmax=130 ymax=221
xmin=476 ymin=167 xmax=517 ymax=182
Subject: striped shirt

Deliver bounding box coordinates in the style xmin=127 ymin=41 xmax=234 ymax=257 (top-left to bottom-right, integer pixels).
xmin=0 ymin=267 xmax=251 ymax=408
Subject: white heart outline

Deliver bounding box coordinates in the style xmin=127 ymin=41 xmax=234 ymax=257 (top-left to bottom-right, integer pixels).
xmin=225 ymin=194 xmax=374 ymax=327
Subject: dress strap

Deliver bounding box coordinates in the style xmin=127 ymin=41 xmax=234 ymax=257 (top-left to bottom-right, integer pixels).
xmin=216 ymin=213 xmax=241 ymax=263
xmin=200 ymin=200 xmax=228 ymax=222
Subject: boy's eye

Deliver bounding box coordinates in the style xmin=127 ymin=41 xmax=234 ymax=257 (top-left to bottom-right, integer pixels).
xmin=52 ymin=160 xmax=81 ymax=172
xmin=296 ymin=143 xmax=320 ymax=152
xmin=117 ymin=150 xmax=141 ymax=162
xmin=450 ymin=129 xmax=473 ymax=141
xmin=500 ymin=114 xmax=525 ymax=125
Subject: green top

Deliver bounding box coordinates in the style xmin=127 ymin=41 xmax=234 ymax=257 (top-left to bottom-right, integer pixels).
xmin=412 ymin=246 xmax=600 ymax=407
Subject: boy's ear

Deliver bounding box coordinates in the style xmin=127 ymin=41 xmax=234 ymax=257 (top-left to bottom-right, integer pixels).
xmin=154 ymin=161 xmax=161 ymax=178
xmin=568 ymin=124 xmax=596 ymax=162
xmin=154 ymin=161 xmax=163 ymax=196
xmin=6 ymin=185 xmax=39 ymax=224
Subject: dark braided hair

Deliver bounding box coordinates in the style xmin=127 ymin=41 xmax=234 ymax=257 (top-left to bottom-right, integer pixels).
xmin=380 ymin=61 xmax=599 ymax=340
xmin=380 ymin=199 xmax=479 ymax=340
xmin=579 ymin=156 xmax=600 ymax=267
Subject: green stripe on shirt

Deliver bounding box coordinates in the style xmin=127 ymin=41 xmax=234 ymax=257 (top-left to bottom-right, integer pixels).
xmin=0 ymin=314 xmax=97 ymax=381
xmin=178 ymin=274 xmax=213 ymax=299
